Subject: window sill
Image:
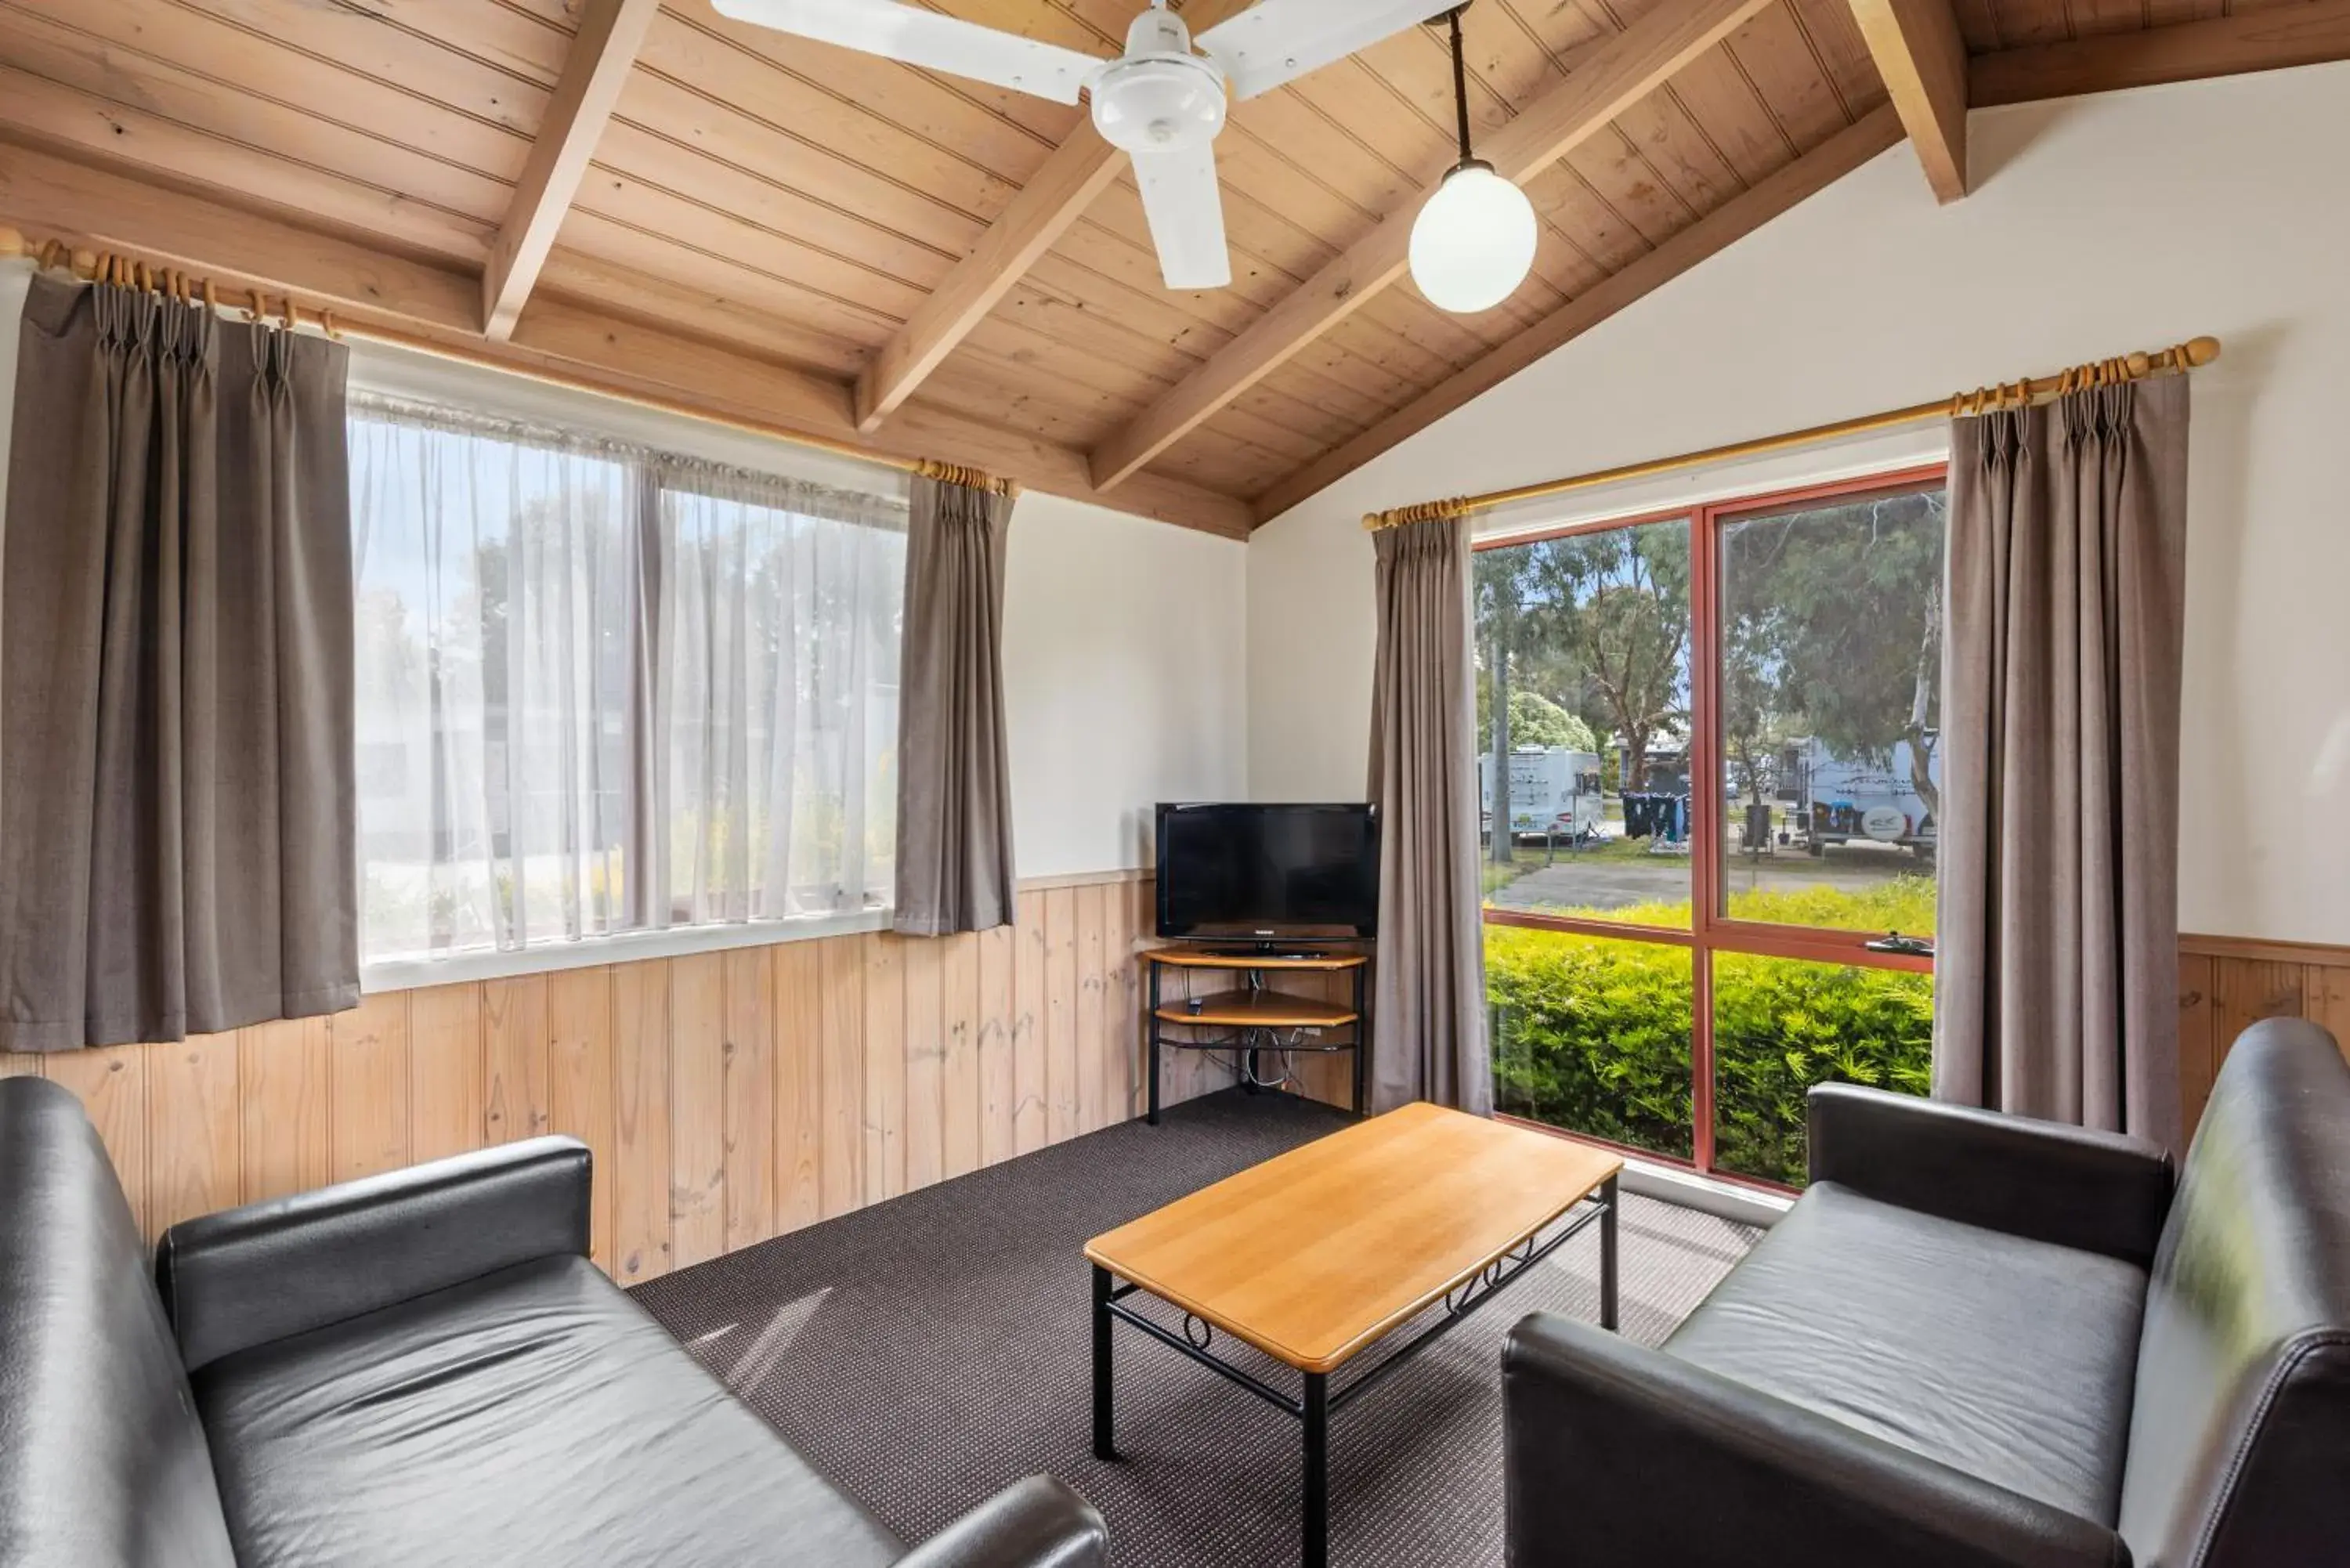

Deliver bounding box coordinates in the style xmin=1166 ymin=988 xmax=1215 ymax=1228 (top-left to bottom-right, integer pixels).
xmin=360 ymin=908 xmax=895 ymax=993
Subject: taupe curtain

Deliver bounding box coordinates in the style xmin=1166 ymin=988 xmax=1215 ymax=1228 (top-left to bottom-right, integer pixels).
xmin=1367 ymin=515 xmax=1491 ymax=1115
xmin=0 ymin=273 xmax=356 ymax=1049
xmin=893 ymin=472 xmax=1016 ymax=936
xmin=1933 ymin=376 xmax=2189 ymax=1150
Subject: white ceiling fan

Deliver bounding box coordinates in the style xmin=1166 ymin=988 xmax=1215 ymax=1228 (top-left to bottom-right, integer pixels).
xmin=707 ymin=0 xmax=1466 ymax=291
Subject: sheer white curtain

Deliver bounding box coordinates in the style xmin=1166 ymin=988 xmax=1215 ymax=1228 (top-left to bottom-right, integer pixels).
xmin=349 ymin=393 xmax=906 ymax=963
xmin=649 ymin=461 xmax=904 ymax=927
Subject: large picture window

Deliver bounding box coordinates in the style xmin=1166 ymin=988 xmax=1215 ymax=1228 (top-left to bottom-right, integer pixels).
xmin=1477 ymin=468 xmax=1944 ymax=1187
xmin=349 ymin=393 xmax=906 ymax=964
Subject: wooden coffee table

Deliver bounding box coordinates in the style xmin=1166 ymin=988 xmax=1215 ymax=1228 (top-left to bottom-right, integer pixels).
xmin=1084 ymin=1103 xmax=1622 ymax=1567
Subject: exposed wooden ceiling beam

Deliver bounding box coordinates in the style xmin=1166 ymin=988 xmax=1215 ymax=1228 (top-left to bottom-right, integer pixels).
xmin=481 ymin=0 xmax=660 ymax=341
xmin=1249 ymin=107 xmax=1904 ymax=526
xmin=1851 ymin=0 xmax=1969 ymax=202
xmin=852 ymin=0 xmax=1255 ymax=435
xmin=1970 ymin=0 xmax=2350 ymax=104
xmin=1083 ymin=0 xmax=1774 ymax=494
xmin=0 ymin=139 xmax=1251 ymax=538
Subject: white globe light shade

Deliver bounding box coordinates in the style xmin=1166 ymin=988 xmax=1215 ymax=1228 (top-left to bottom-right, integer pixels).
xmin=1408 ymin=164 xmax=1538 ymax=315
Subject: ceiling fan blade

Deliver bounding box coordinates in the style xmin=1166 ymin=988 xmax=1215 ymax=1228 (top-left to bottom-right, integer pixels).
xmin=1130 ymin=143 xmax=1232 ymax=291
xmin=709 ymin=0 xmax=1105 ymax=103
xmin=1197 ymin=0 xmax=1460 ymax=100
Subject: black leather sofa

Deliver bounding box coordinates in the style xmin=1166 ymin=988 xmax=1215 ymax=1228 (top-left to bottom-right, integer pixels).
xmin=0 ymin=1075 xmax=1108 ymax=1568
xmin=1504 ymin=1017 xmax=2350 ymax=1567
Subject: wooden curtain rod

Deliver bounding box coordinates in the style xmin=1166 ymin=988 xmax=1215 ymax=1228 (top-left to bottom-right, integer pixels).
xmin=0 ymin=224 xmax=1015 ymax=496
xmin=1361 ymin=334 xmax=2222 ymax=530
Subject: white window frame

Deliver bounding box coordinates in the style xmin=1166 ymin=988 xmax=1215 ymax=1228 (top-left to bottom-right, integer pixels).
xmin=347 ymin=341 xmax=909 ymax=992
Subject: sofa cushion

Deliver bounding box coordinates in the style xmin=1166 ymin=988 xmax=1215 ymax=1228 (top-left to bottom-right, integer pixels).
xmin=194 ymin=1252 xmax=903 ymax=1568
xmin=0 ymin=1077 xmax=236 ymax=1568
xmin=1665 ymin=1180 xmax=2147 ymax=1523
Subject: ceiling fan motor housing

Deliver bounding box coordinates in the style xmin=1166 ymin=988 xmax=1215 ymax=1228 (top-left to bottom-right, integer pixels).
xmin=1092 ymin=8 xmax=1228 ymax=154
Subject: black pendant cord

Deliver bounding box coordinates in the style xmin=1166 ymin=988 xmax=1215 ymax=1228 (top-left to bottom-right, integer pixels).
xmin=1438 ymin=4 xmax=1488 ymax=175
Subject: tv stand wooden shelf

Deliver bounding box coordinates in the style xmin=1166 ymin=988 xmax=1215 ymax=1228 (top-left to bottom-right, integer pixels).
xmin=1144 ymin=948 xmax=1370 ymax=1125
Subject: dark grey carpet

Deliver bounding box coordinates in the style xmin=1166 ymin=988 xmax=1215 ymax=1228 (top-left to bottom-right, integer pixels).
xmin=631 ymin=1091 xmax=1756 ymax=1567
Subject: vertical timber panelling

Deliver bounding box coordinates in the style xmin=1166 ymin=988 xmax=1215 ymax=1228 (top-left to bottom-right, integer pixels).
xmin=863 ymin=933 xmax=907 ymax=1204
xmin=902 ymin=934 xmax=945 ymax=1193
xmin=941 ymin=934 xmax=982 ymax=1180
xmin=977 ymin=923 xmax=1017 ymax=1165
xmin=1013 ymin=890 xmax=1049 ymax=1155
xmin=547 ymin=966 xmax=616 ymax=1270
xmin=816 ymin=934 xmax=865 ymax=1219
xmin=147 ymin=1032 xmax=240 ymax=1234
xmin=1044 ymin=887 xmax=1079 ymax=1143
xmin=331 ymin=990 xmax=410 ymax=1183
xmin=407 ymin=984 xmax=483 ymax=1164
xmin=1075 ymin=883 xmax=1107 ymax=1134
xmin=611 ymin=959 xmax=673 ymax=1284
xmin=772 ymin=940 xmax=825 ymax=1235
xmin=238 ymin=1017 xmax=331 ymax=1204
xmin=484 ymin=974 xmax=552 ymax=1149
xmin=16 ymin=873 xmax=1300 ymax=1274
xmin=2178 ymin=953 xmax=2216 ymax=1138
xmin=667 ymin=953 xmax=728 ymax=1270
xmin=721 ymin=947 xmax=778 ymax=1252
xmin=2179 ymin=936 xmax=2350 ymax=1139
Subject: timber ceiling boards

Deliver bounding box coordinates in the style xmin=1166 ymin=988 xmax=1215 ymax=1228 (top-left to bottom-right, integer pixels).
xmin=0 ymin=0 xmax=2340 ymax=530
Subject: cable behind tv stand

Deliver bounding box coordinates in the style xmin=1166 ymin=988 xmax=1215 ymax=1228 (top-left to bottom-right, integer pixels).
xmin=1143 ymin=946 xmax=1372 ymax=1124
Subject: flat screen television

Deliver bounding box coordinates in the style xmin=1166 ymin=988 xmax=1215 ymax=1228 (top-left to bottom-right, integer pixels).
xmin=1155 ymin=803 xmax=1379 ymax=943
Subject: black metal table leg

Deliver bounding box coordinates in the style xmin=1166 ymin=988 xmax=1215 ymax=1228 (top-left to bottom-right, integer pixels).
xmin=1302 ymin=1371 xmax=1329 ymax=1568
xmin=1093 ymin=1266 xmax=1117 ymax=1459
xmin=1146 ymin=961 xmax=1162 ymax=1126
xmin=1350 ymin=964 xmax=1368 ymax=1116
xmin=1600 ymin=1173 xmax=1619 ymax=1332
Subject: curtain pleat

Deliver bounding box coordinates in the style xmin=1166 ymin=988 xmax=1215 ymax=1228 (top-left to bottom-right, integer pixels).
xmin=0 ymin=273 xmax=356 ymax=1049
xmin=1367 ymin=515 xmax=1492 ymax=1115
xmin=1933 ymin=377 xmax=2189 ymax=1149
xmin=893 ymin=475 xmax=1016 ymax=937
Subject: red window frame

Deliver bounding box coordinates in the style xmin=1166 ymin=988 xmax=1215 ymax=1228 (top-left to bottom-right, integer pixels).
xmin=1476 ymin=463 xmax=1947 ymax=1187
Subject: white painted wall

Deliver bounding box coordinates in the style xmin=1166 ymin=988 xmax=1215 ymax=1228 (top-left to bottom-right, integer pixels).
xmin=1248 ymin=62 xmax=2350 ymax=947
xmin=0 ymin=288 xmax=1247 ymax=887
xmin=1003 ymin=493 xmax=1247 ymax=876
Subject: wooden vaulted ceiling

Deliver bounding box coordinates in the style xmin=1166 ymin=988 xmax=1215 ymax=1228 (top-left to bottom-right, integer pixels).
xmin=0 ymin=0 xmax=2344 ymax=536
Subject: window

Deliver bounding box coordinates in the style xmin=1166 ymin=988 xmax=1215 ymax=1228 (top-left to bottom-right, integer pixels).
xmin=350 ymin=393 xmax=906 ymax=965
xmin=1477 ymin=469 xmax=1943 ymax=1187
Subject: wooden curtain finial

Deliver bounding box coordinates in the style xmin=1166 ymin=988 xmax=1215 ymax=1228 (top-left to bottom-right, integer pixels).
xmin=0 ymin=224 xmax=23 ymax=261
xmin=913 ymin=457 xmax=1015 ymax=496
xmin=1361 ymin=496 xmax=1474 ymax=531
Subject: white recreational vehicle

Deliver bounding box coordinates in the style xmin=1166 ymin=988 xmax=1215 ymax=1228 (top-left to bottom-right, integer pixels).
xmin=1777 ymin=734 xmax=1941 ymax=857
xmin=1479 ymin=747 xmax=1606 ymax=844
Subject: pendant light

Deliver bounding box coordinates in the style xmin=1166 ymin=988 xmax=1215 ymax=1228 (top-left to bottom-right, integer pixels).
xmin=1409 ymin=4 xmax=1538 ymax=315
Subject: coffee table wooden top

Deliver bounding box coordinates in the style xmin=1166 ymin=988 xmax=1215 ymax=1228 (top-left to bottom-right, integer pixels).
xmin=1085 ymin=1104 xmax=1621 ymax=1375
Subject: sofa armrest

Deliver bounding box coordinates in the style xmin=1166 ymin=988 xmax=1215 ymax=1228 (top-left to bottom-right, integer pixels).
xmin=1807 ymin=1083 xmax=2172 ymax=1266
xmin=1503 ymin=1313 xmax=2128 ymax=1568
xmin=895 ymin=1476 xmax=1108 ymax=1568
xmin=156 ymin=1136 xmax=592 ymax=1372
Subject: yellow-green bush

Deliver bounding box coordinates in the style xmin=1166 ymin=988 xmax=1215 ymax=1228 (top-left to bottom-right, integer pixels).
xmin=1488 ymin=877 xmax=1936 ymax=1185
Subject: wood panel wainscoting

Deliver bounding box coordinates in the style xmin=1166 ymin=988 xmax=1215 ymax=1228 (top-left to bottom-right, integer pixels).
xmin=2180 ymin=932 xmax=2350 ymax=1138
xmin=2 ymin=916 xmax=2329 ymax=1277
xmin=0 ymin=870 xmax=1268 ymax=1284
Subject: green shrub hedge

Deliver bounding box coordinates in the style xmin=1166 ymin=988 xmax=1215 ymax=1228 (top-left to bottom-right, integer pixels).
xmin=1488 ymin=879 xmax=1935 ymax=1186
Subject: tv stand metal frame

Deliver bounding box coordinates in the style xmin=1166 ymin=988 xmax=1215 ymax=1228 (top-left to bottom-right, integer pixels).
xmin=1143 ymin=949 xmax=1371 ymax=1123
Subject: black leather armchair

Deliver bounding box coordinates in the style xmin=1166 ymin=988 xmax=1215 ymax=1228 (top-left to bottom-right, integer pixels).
xmin=0 ymin=1075 xmax=1108 ymax=1568
xmin=1503 ymin=1019 xmax=2350 ymax=1568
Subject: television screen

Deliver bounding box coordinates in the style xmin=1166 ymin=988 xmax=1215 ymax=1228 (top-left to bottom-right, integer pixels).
xmin=1155 ymin=803 xmax=1379 ymax=941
